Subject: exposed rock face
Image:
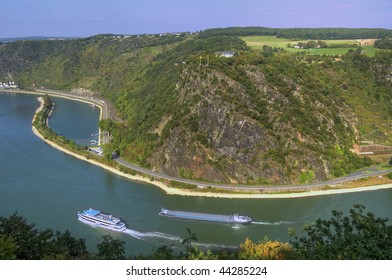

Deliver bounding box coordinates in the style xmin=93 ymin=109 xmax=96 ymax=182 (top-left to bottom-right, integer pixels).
xmin=149 ymin=64 xmax=361 ymax=184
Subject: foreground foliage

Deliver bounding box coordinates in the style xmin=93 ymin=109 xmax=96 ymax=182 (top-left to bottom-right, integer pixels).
xmin=1 ymin=205 xmax=391 ymax=260
xmin=0 ymin=213 xmax=89 ymax=260
xmin=290 ymin=205 xmax=392 ymax=259
xmin=238 ymin=238 xmax=298 ymax=260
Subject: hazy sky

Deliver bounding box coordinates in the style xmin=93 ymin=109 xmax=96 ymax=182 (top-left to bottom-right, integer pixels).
xmin=2 ymin=0 xmax=391 ymax=37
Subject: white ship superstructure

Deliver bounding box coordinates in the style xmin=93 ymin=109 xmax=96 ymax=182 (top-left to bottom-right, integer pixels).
xmin=78 ymin=208 xmax=126 ymax=232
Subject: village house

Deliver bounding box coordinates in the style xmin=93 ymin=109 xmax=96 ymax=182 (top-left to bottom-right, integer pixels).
xmin=215 ymin=51 xmax=235 ymax=58
xmin=0 ymin=81 xmax=19 ymax=89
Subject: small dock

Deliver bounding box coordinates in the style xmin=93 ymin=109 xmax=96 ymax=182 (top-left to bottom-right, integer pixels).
xmin=88 ymin=147 xmax=103 ymax=156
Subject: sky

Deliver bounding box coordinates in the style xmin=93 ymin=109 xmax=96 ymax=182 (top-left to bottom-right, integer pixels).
xmin=1 ymin=0 xmax=391 ymax=38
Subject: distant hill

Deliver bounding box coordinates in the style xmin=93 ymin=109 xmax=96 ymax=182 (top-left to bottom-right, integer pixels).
xmin=1 ymin=29 xmax=391 ymax=184
xmin=0 ymin=36 xmax=79 ymax=43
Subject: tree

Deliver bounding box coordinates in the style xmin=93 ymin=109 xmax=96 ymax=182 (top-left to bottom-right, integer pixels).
xmin=0 ymin=212 xmax=41 ymax=259
xmin=50 ymin=230 xmax=89 ymax=259
xmin=182 ymin=227 xmax=198 ymax=248
xmin=306 ymin=41 xmax=317 ymax=49
xmin=101 ymin=143 xmax=115 ymax=160
xmin=187 ymin=248 xmax=219 ymax=260
xmin=180 ymin=228 xmax=219 ymax=260
xmin=181 ymin=227 xmax=198 ymax=257
xmin=374 ymin=38 xmax=392 ymax=50
xmin=0 ymin=234 xmax=18 ymax=260
xmin=290 ymin=205 xmax=392 ymax=259
xmin=262 ymin=45 xmax=274 ymax=57
xmin=239 ymin=237 xmax=297 ymax=260
xmin=98 ymin=119 xmax=117 ymax=135
xmin=96 ymin=235 xmax=125 ymax=260
xmin=317 ymin=40 xmax=328 ymax=48
xmin=0 ymin=212 xmax=90 ymax=260
xmin=151 ymin=245 xmax=174 ymax=260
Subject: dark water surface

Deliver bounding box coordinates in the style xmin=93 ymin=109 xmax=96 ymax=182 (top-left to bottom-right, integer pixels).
xmin=1 ymin=92 xmax=392 ymax=256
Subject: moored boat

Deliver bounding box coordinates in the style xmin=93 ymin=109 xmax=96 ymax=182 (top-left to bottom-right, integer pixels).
xmin=78 ymin=208 xmax=126 ymax=232
xmin=159 ymin=208 xmax=252 ymax=224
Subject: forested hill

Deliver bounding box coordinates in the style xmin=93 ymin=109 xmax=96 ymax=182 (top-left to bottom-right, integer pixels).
xmin=1 ymin=30 xmax=392 ymax=184
xmin=0 ymin=33 xmax=190 ymax=86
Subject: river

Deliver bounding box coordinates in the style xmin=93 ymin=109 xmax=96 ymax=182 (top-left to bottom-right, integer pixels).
xmin=1 ymin=92 xmax=392 ymax=256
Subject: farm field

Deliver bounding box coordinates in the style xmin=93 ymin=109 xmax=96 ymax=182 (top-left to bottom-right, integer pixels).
xmin=240 ymin=36 xmax=377 ymax=56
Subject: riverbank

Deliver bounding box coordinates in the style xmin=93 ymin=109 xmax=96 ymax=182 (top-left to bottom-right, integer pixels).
xmin=33 ymin=120 xmax=392 ymax=199
xmin=24 ymin=90 xmax=392 ymax=199
xmin=32 ymin=120 xmax=392 ymax=199
xmin=31 ymin=95 xmax=176 ymax=193
xmin=6 ymin=89 xmax=105 ymax=144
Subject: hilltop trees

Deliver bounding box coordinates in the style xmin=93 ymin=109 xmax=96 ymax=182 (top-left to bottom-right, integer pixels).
xmin=199 ymin=27 xmax=392 ymax=40
xmin=375 ymin=38 xmax=392 ymax=50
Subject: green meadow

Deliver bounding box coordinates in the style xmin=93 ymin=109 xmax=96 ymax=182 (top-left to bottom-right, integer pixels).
xmin=240 ymin=36 xmax=377 ymax=56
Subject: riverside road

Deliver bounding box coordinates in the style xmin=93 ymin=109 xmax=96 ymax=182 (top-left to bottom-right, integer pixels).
xmin=114 ymin=158 xmax=391 ymax=192
xmin=8 ymin=89 xmax=392 ymax=193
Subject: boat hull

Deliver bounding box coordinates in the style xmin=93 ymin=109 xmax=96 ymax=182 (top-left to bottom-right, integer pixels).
xmin=77 ymin=209 xmax=126 ymax=232
xmin=159 ymin=209 xmax=252 ymax=224
xmin=78 ymin=216 xmax=126 ymax=232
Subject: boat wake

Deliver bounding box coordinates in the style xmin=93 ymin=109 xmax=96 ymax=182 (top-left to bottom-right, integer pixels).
xmin=196 ymin=242 xmax=237 ymax=250
xmin=80 ymin=219 xmax=237 ymax=250
xmin=251 ymin=220 xmax=293 ymax=226
xmin=123 ymin=228 xmax=238 ymax=250
xmin=79 ymin=216 xmax=242 ymax=249
xmin=123 ymin=228 xmax=182 ymax=242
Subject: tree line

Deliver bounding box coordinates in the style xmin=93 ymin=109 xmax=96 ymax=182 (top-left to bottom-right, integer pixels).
xmin=199 ymin=27 xmax=392 ymax=40
xmin=375 ymin=37 xmax=392 ymax=49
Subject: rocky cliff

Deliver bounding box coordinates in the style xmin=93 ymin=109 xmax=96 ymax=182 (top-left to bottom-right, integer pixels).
xmin=148 ymin=55 xmax=367 ymax=184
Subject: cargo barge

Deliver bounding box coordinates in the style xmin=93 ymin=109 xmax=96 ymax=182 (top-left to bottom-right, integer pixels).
xmin=159 ymin=208 xmax=252 ymax=224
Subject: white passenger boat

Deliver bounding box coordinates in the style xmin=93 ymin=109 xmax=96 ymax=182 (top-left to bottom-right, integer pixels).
xmin=78 ymin=208 xmax=126 ymax=232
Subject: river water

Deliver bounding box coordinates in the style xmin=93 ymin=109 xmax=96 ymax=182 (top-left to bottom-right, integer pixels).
xmin=1 ymin=92 xmax=392 ymax=256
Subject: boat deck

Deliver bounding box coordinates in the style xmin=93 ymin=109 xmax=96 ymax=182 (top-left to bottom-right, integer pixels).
xmin=160 ymin=209 xmax=251 ymax=224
